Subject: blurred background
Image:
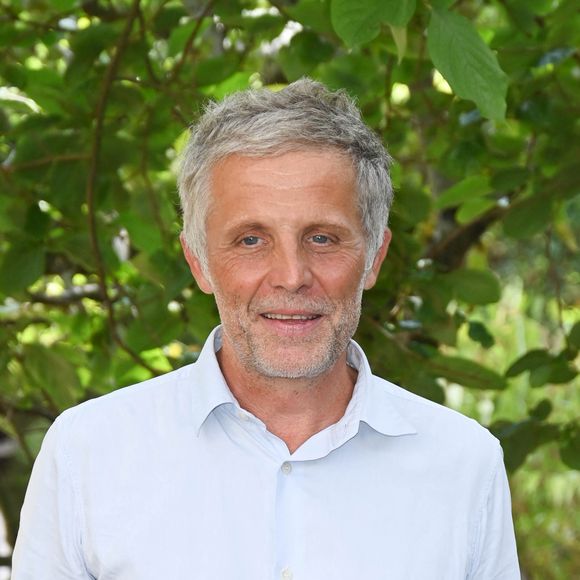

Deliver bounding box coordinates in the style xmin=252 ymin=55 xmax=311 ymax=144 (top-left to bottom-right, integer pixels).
xmin=0 ymin=0 xmax=578 ymax=578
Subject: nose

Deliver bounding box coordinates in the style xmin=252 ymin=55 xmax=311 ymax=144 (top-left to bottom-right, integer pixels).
xmin=267 ymin=240 xmax=313 ymax=292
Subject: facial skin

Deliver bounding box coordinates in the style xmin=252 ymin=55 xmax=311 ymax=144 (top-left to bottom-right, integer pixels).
xmin=182 ymin=150 xmax=391 ymax=385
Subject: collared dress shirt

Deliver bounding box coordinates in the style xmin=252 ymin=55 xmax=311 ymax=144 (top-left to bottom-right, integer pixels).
xmin=12 ymin=327 xmax=520 ymax=579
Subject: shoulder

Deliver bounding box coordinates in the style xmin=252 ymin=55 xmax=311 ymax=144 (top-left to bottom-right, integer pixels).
xmin=54 ymin=363 xmax=197 ymax=443
xmin=371 ymin=374 xmax=501 ymax=464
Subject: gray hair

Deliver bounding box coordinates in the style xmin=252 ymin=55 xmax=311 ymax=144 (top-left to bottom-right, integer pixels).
xmin=178 ymin=78 xmax=393 ymax=272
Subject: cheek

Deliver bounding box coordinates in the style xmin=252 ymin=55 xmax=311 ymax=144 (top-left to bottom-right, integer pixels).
xmin=208 ymin=261 xmax=265 ymax=304
xmin=315 ymin=256 xmax=366 ymax=294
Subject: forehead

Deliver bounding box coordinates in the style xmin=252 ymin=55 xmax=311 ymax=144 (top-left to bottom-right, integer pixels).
xmin=208 ymin=149 xmax=358 ymax=212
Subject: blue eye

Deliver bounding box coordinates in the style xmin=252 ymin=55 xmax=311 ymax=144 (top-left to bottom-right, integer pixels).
xmin=241 ymin=236 xmax=260 ymax=246
xmin=311 ymin=234 xmax=330 ymax=244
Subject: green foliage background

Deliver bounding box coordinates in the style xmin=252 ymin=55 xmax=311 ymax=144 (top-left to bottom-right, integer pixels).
xmin=0 ymin=0 xmax=578 ymax=576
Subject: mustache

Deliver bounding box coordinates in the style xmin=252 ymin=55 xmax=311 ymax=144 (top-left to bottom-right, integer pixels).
xmin=251 ymin=297 xmax=335 ymax=315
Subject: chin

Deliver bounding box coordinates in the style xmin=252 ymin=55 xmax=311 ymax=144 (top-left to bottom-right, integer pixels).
xmin=248 ymin=348 xmax=342 ymax=380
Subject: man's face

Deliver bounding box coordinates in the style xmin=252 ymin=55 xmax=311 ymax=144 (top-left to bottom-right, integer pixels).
xmin=183 ymin=150 xmax=390 ymax=380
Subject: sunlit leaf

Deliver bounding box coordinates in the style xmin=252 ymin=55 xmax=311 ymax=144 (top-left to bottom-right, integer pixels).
xmin=331 ymin=0 xmax=416 ymax=46
xmin=435 ymin=175 xmax=492 ymax=209
xmin=503 ymin=195 xmax=554 ymax=239
xmin=22 ymin=344 xmax=81 ymax=410
xmin=0 ymin=243 xmax=45 ymax=296
xmin=389 ymin=25 xmax=407 ymax=64
xmin=430 ymin=355 xmax=507 ymax=389
xmin=560 ymin=422 xmax=580 ymax=470
xmin=506 ymin=349 xmax=553 ymax=377
xmin=427 ymin=9 xmax=508 ymax=120
xmin=445 ymin=269 xmax=501 ymax=305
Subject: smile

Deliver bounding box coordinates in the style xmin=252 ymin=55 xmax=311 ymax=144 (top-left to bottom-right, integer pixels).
xmin=261 ymin=313 xmax=320 ymax=321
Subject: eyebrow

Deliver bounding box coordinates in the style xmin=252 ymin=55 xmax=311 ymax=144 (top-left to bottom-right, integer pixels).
xmin=223 ymin=221 xmax=267 ymax=237
xmin=223 ymin=220 xmax=356 ymax=238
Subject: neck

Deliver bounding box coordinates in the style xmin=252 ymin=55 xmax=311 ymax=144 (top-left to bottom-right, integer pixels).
xmin=217 ymin=346 xmax=357 ymax=454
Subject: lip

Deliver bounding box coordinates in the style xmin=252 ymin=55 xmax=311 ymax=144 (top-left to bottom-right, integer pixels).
xmin=261 ymin=311 xmax=320 ymax=320
xmin=258 ymin=312 xmax=324 ymax=336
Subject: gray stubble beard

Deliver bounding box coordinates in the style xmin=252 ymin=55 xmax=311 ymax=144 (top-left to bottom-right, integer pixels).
xmin=216 ymin=277 xmax=366 ymax=381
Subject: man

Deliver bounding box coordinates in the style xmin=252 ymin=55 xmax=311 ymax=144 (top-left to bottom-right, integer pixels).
xmin=12 ymin=79 xmax=520 ymax=579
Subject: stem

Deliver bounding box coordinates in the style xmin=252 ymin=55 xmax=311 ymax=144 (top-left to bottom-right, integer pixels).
xmin=168 ymin=1 xmax=215 ymax=82
xmin=85 ymin=0 xmax=162 ymax=376
xmin=545 ymin=228 xmax=566 ymax=341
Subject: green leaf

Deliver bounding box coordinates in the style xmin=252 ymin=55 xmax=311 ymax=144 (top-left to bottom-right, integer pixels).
xmin=125 ymin=312 xmax=183 ymax=352
xmin=316 ymin=53 xmax=384 ymax=103
xmin=389 ymin=25 xmax=407 ymax=63
xmin=47 ymin=160 xmax=88 ymax=220
xmin=432 ymin=0 xmax=454 ymax=7
xmin=49 ymin=0 xmax=78 ymax=10
xmin=18 ymin=69 xmax=66 ymax=115
xmin=193 ymin=53 xmax=241 ymax=87
xmin=528 ymin=366 xmax=551 ymax=388
xmin=427 ymin=9 xmax=508 ymax=120
xmin=67 ymin=23 xmax=118 ymax=71
xmin=279 ymin=31 xmax=335 ymax=81
xmin=0 ymin=243 xmax=45 ymax=296
xmin=446 ymin=269 xmax=501 ymax=305
xmin=185 ymin=291 xmax=221 ymax=343
xmin=132 ymin=250 xmax=192 ymax=300
xmin=287 ymin=0 xmax=335 ymax=37
xmin=503 ymin=195 xmax=554 ymax=239
xmin=124 ymin=285 xmax=184 ymax=352
xmin=431 ymin=354 xmax=507 ymax=390
xmin=202 ymin=72 xmax=252 ymax=100
xmin=331 ymin=0 xmax=416 ymax=46
xmin=22 ymin=344 xmax=81 ymax=410
xmin=456 ymin=198 xmax=496 ymax=223
xmin=490 ymin=167 xmax=530 ymax=192
xmin=385 ymin=1 xmax=416 ymax=27
xmin=560 ymin=422 xmax=580 ymax=470
xmin=153 ymin=5 xmax=188 ymax=37
xmin=529 ymin=360 xmax=577 ymax=387
xmin=529 ymin=399 xmax=552 ymax=420
xmin=24 ymin=204 xmax=50 ymax=240
xmin=569 ymin=322 xmax=580 ymax=350
xmin=240 ymin=14 xmax=286 ymax=35
xmin=167 ymin=20 xmax=198 ymax=56
xmin=494 ymin=419 xmax=559 ymax=472
xmin=436 ymin=175 xmax=492 ymax=209
xmin=393 ymin=187 xmax=431 ymax=225
xmin=468 ymin=321 xmax=495 ymax=348
xmin=506 ymin=349 xmax=553 ymax=377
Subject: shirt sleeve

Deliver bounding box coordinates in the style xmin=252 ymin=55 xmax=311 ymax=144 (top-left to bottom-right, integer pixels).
xmin=11 ymin=415 xmax=92 ymax=579
xmin=468 ymin=443 xmax=521 ymax=580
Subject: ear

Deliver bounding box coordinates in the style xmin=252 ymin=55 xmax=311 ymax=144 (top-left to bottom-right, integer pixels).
xmin=180 ymin=233 xmax=214 ymax=295
xmin=363 ymin=229 xmax=392 ymax=290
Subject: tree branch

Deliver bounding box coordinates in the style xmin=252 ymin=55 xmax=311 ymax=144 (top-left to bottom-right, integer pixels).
xmin=168 ymin=0 xmax=215 ymax=83
xmin=28 ymin=283 xmax=104 ymax=305
xmin=545 ymin=228 xmax=566 ymax=339
xmin=425 ymin=206 xmax=505 ymax=271
xmin=1 ymin=153 xmax=89 ymax=174
xmin=85 ymin=0 xmax=162 ymax=376
xmin=0 ymin=399 xmax=57 ymax=423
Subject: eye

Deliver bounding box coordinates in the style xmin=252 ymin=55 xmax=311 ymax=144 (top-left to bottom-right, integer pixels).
xmin=311 ymin=234 xmax=330 ymax=244
xmin=241 ymin=235 xmax=261 ymax=246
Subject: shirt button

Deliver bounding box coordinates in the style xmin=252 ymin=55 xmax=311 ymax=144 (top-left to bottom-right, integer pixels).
xmin=281 ymin=461 xmax=292 ymax=475
xmin=281 ymin=567 xmax=293 ymax=580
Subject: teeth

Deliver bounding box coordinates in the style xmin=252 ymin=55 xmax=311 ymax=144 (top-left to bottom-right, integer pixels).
xmin=263 ymin=313 xmax=318 ymax=320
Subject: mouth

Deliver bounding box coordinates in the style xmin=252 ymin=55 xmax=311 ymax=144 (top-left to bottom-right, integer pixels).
xmin=259 ymin=311 xmax=324 ymax=336
xmin=261 ymin=313 xmax=321 ymax=321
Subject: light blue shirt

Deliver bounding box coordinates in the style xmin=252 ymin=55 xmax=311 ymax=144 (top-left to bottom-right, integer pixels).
xmin=13 ymin=327 xmax=520 ymax=579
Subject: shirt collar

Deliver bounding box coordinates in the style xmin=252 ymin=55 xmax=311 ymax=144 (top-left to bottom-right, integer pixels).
xmin=347 ymin=340 xmax=417 ymax=437
xmin=189 ymin=326 xmax=417 ymax=437
xmin=189 ymin=327 xmax=237 ymax=434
